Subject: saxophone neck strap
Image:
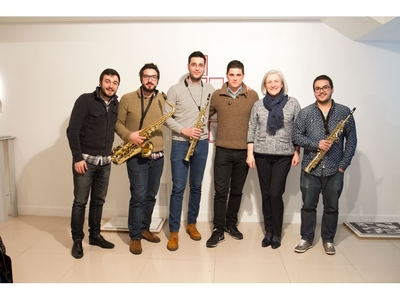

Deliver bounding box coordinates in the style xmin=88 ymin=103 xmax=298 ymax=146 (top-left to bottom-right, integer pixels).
xmin=318 ymin=100 xmax=334 ymax=136
xmin=185 ymin=77 xmax=203 ymax=111
xmin=139 ymin=88 xmax=158 ymax=130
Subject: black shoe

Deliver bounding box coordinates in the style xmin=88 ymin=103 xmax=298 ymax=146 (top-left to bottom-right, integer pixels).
xmin=224 ymin=225 xmax=243 ymax=240
xmin=206 ymin=229 xmax=225 ymax=248
xmin=271 ymin=236 xmax=281 ymax=249
xmin=71 ymin=240 xmax=83 ymax=259
xmin=89 ymin=234 xmax=115 ymax=249
xmin=262 ymin=233 xmax=272 ymax=248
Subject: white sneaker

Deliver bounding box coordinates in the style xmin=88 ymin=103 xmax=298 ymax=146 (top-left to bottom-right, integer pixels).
xmin=323 ymin=242 xmax=336 ymax=255
xmin=294 ymin=239 xmax=313 ymax=253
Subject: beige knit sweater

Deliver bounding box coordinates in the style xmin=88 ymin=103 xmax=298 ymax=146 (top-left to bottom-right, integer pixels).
xmin=209 ymin=83 xmax=259 ymax=150
xmin=115 ymin=88 xmax=166 ymax=152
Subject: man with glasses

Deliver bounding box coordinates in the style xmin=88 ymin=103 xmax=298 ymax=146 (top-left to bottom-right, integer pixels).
xmin=115 ymin=63 xmax=167 ymax=255
xmin=164 ymin=51 xmax=215 ymax=251
xmin=292 ymin=75 xmax=357 ymax=255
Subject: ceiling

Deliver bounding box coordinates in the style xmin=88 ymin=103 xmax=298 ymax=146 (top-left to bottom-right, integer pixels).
xmin=320 ymin=17 xmax=400 ymax=42
xmin=0 ymin=16 xmax=399 ymax=42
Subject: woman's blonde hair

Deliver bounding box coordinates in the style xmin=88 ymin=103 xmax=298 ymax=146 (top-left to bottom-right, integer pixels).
xmin=260 ymin=69 xmax=288 ymax=96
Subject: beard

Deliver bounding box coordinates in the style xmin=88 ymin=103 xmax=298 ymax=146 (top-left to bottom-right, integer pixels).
xmin=99 ymin=86 xmax=115 ymax=100
xmin=317 ymin=93 xmax=333 ymax=103
xmin=142 ymin=83 xmax=156 ymax=94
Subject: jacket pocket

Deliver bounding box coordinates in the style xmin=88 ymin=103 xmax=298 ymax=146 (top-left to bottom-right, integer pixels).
xmin=89 ymin=108 xmax=104 ymax=124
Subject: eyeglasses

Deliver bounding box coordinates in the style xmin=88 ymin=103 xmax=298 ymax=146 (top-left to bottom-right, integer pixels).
xmin=314 ymin=85 xmax=331 ymax=92
xmin=142 ymin=75 xmax=158 ymax=81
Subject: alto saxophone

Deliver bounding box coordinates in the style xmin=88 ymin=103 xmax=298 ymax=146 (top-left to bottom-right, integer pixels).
xmin=304 ymin=107 xmax=356 ymax=173
xmin=111 ymin=93 xmax=176 ymax=165
xmin=183 ymin=93 xmax=211 ymax=162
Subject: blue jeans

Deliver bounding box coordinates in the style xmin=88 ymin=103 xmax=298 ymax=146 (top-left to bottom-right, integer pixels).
xmin=169 ymin=139 xmax=208 ymax=232
xmin=71 ymin=162 xmax=111 ymax=241
xmin=300 ymin=170 xmax=344 ymax=243
xmin=213 ymin=147 xmax=249 ymax=230
xmin=126 ymin=155 xmax=164 ymax=240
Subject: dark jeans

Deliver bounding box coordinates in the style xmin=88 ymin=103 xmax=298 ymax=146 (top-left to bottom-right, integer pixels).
xmin=255 ymin=154 xmax=292 ymax=237
xmin=126 ymin=155 xmax=164 ymax=240
xmin=213 ymin=147 xmax=249 ymax=230
xmin=71 ymin=162 xmax=111 ymax=241
xmin=169 ymin=139 xmax=208 ymax=232
xmin=300 ymin=170 xmax=344 ymax=243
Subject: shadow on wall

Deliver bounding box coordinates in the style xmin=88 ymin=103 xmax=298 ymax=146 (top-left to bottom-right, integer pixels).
xmin=16 ymin=117 xmax=132 ymax=218
xmin=359 ymin=41 xmax=400 ymax=55
xmin=342 ymin=149 xmax=377 ymax=221
xmin=17 ymin=118 xmax=75 ymax=216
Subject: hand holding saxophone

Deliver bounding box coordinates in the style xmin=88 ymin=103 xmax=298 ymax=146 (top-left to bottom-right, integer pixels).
xmin=319 ymin=140 xmax=333 ymax=152
xmin=129 ymin=131 xmax=146 ymax=145
xmin=182 ymin=127 xmax=202 ymax=140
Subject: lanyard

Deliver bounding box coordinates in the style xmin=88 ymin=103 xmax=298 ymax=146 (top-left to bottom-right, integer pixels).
xmin=185 ymin=78 xmax=203 ymax=111
xmin=139 ymin=89 xmax=155 ymax=130
xmin=318 ymin=104 xmax=333 ymax=136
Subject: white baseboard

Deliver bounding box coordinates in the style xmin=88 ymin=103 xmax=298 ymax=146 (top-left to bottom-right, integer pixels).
xmin=15 ymin=205 xmax=400 ymax=225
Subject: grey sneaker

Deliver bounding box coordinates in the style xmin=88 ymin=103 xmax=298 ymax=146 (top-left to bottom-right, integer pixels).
xmin=294 ymin=239 xmax=313 ymax=253
xmin=323 ymin=242 xmax=336 ymax=255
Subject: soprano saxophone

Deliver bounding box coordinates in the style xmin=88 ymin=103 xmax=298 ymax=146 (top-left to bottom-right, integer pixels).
xmin=304 ymin=107 xmax=356 ymax=173
xmin=111 ymin=93 xmax=175 ymax=165
xmin=183 ymin=93 xmax=211 ymax=162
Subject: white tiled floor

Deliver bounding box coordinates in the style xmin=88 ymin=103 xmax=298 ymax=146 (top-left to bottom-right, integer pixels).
xmin=1 ymin=215 xmax=400 ymax=285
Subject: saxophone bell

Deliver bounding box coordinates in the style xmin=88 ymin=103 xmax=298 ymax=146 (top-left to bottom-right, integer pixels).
xmin=141 ymin=142 xmax=154 ymax=158
xmin=183 ymin=144 xmax=192 ymax=162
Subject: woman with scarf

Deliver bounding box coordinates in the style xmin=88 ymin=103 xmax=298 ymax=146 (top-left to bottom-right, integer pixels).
xmin=246 ymin=69 xmax=301 ymax=249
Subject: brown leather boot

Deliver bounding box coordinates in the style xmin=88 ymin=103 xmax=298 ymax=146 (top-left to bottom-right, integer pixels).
xmin=129 ymin=239 xmax=142 ymax=255
xmin=142 ymin=230 xmax=161 ymax=243
xmin=186 ymin=223 xmax=201 ymax=241
xmin=167 ymin=232 xmax=179 ymax=251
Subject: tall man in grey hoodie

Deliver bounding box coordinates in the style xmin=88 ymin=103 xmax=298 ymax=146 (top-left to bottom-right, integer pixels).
xmin=164 ymin=51 xmax=215 ymax=251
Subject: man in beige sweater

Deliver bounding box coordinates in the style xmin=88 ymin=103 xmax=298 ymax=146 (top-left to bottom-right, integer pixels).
xmin=115 ymin=63 xmax=168 ymax=255
xmin=206 ymin=60 xmax=259 ymax=248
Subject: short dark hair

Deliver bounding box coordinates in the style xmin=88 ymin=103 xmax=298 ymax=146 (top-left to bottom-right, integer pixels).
xmin=188 ymin=51 xmax=207 ymax=65
xmin=139 ymin=63 xmax=160 ymax=80
xmin=99 ymin=68 xmax=120 ymax=83
xmin=313 ymin=74 xmax=333 ymax=89
xmin=226 ymin=60 xmax=244 ymax=74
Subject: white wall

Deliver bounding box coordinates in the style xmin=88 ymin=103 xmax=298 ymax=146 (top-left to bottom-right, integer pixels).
xmin=0 ymin=19 xmax=399 ymax=225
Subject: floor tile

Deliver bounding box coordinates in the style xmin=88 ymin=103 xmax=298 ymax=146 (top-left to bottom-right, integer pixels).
xmin=2 ymin=216 xmax=400 ymax=283
xmin=284 ymin=263 xmax=366 ymax=283
xmin=12 ymin=252 xmax=78 ymax=283
xmin=353 ymin=264 xmax=400 ymax=283
xmin=137 ymin=258 xmax=215 ymax=283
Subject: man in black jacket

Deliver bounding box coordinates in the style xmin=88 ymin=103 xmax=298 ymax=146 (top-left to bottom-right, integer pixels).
xmin=66 ymin=68 xmax=120 ymax=259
